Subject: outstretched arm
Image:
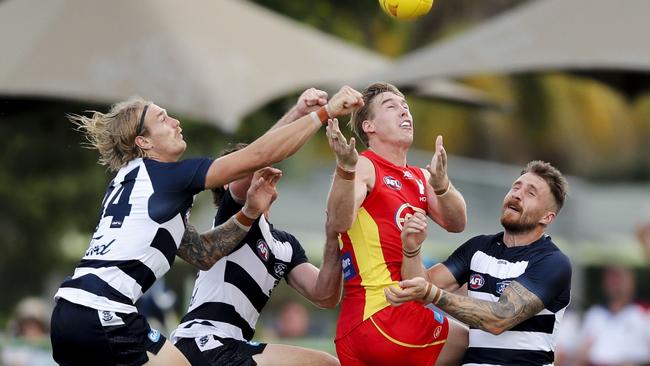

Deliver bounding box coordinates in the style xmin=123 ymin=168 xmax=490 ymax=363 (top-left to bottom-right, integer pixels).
xmin=205 ymin=86 xmax=364 ymax=189
xmin=228 ymin=89 xmax=328 ymax=201
xmin=287 ymin=227 xmax=343 ymax=308
xmin=423 ymin=136 xmax=466 ymax=233
xmin=178 ymin=168 xmax=282 ymax=270
xmin=268 ymin=88 xmax=328 ymax=131
xmin=325 ymin=118 xmax=364 ymax=233
xmin=385 ymin=278 xmax=544 ymax=335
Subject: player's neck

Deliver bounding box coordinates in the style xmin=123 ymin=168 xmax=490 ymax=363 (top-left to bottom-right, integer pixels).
xmin=502 ymin=228 xmax=545 ymax=247
xmin=368 ymin=143 xmax=408 ymax=167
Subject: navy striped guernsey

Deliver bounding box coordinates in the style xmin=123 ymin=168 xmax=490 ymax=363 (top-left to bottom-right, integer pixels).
xmin=171 ymin=190 xmax=308 ymax=343
xmin=54 ymin=157 xmax=212 ymax=314
xmin=442 ymin=233 xmax=572 ymax=366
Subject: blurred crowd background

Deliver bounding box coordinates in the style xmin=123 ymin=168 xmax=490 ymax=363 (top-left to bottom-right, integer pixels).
xmin=1 ymin=0 xmax=649 ymax=365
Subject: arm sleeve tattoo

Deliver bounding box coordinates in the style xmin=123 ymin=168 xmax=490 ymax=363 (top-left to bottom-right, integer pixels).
xmin=436 ymin=281 xmax=545 ymax=334
xmin=177 ymin=216 xmax=249 ymax=271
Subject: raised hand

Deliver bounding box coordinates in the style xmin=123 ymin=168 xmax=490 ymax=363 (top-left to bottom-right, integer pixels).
xmin=326 ymin=118 xmax=358 ymax=171
xmin=384 ymin=277 xmax=436 ymax=306
xmin=426 ymin=135 xmax=449 ymax=192
xmin=401 ymin=212 xmax=427 ymax=254
xmin=242 ymin=167 xmax=282 ymax=218
xmin=295 ymin=88 xmax=328 ymax=117
xmin=328 ymin=85 xmax=364 ymax=117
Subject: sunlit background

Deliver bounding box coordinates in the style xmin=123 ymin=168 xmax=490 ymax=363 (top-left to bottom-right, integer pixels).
xmin=1 ymin=0 xmax=649 ymax=364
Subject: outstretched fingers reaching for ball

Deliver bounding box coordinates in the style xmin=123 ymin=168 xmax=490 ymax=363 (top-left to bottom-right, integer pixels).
xmin=426 ymin=135 xmax=449 ymax=192
xmin=242 ymin=167 xmax=282 ymax=218
xmin=326 ymin=118 xmax=358 ymax=171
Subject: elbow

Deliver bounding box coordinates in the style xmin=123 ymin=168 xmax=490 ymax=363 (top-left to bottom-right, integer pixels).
xmin=445 ymin=216 xmax=467 ymax=233
xmin=314 ymin=293 xmax=341 ymax=309
xmin=316 ymin=297 xmax=340 ymax=309
xmin=482 ymin=320 xmax=510 ymax=335
xmin=484 ymin=326 xmax=506 ymax=335
xmin=326 ymin=217 xmax=351 ymax=235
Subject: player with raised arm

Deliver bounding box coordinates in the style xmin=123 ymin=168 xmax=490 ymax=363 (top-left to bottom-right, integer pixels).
xmin=50 ymin=86 xmax=363 ymax=365
xmin=325 ymin=82 xmax=468 ymax=366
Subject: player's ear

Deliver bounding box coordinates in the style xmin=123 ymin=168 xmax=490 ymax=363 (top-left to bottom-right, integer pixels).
xmin=540 ymin=211 xmax=556 ymax=226
xmin=362 ymin=119 xmax=375 ymax=134
xmin=135 ymin=135 xmax=152 ymax=151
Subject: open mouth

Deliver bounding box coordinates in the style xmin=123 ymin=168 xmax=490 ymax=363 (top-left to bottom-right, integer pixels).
xmin=506 ymin=203 xmax=521 ymax=213
xmin=400 ymin=120 xmax=412 ymax=129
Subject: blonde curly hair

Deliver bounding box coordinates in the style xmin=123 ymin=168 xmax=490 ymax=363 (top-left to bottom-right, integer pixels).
xmin=69 ymin=97 xmax=152 ymax=171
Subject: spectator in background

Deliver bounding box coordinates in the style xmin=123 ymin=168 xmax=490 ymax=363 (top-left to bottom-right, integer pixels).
xmin=554 ymin=307 xmax=582 ymax=366
xmin=274 ymin=301 xmax=312 ymax=339
xmin=1 ymin=297 xmax=56 ymax=366
xmin=577 ymin=266 xmax=650 ymax=366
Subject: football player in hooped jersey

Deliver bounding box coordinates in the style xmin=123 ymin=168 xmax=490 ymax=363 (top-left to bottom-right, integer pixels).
xmin=325 ymin=82 xmax=468 ymax=366
xmin=172 ymin=90 xmax=346 ymax=366
xmin=50 ymin=86 xmax=364 ymax=366
xmin=386 ymin=161 xmax=572 ymax=366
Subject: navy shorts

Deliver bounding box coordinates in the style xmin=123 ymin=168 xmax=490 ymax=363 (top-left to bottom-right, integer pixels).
xmin=175 ymin=335 xmax=267 ymax=366
xmin=51 ymin=298 xmax=166 ymax=366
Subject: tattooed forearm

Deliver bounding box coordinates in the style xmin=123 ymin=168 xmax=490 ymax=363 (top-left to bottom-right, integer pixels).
xmin=435 ymin=281 xmax=544 ymax=335
xmin=177 ymin=217 xmax=249 ymax=271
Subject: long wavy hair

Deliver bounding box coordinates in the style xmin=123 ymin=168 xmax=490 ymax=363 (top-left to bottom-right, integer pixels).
xmin=68 ymin=97 xmax=151 ymax=171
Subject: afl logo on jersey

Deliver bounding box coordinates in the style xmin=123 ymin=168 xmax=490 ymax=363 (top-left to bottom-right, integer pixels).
xmin=256 ymin=239 xmax=269 ymax=262
xmin=383 ymin=176 xmax=402 ymax=190
xmin=395 ymin=203 xmax=426 ymax=230
xmin=469 ymin=274 xmax=485 ymax=290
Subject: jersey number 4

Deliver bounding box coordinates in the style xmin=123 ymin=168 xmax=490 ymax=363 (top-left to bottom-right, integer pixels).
xmin=101 ymin=168 xmax=139 ymax=228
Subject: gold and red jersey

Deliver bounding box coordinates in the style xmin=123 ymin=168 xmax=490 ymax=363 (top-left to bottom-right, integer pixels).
xmin=336 ymin=149 xmax=430 ymax=340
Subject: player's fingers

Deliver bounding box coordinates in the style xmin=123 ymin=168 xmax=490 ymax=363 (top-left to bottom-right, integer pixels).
xmin=440 ymin=146 xmax=447 ymax=167
xmin=250 ymin=176 xmax=265 ymax=191
xmin=436 ymin=135 xmax=443 ymax=152
xmin=269 ymin=172 xmax=282 ymax=186
xmin=348 ymin=137 xmax=356 ymax=151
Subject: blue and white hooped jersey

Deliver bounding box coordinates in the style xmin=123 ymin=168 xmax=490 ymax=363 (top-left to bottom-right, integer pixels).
xmin=54 ymin=157 xmax=212 ymax=314
xmin=171 ymin=190 xmax=308 ymax=343
xmin=443 ymin=233 xmax=572 ymax=366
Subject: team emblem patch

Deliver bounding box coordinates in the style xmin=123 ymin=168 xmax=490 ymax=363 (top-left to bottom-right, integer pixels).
xmin=199 ymin=336 xmax=209 ymax=347
xmin=383 ymin=176 xmax=402 ymax=190
xmin=102 ymin=311 xmax=113 ymax=321
xmin=274 ymin=263 xmax=287 ymax=278
xmin=394 ymin=203 xmax=427 ymax=230
xmin=469 ymin=274 xmax=485 ymax=290
xmin=496 ymin=280 xmax=511 ymax=295
xmin=148 ymin=329 xmax=161 ymax=342
xmin=256 ymin=239 xmax=269 ymax=262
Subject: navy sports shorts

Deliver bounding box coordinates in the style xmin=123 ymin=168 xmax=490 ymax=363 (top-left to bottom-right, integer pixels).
xmin=51 ymin=298 xmax=166 ymax=366
xmin=175 ymin=334 xmax=267 ymax=366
